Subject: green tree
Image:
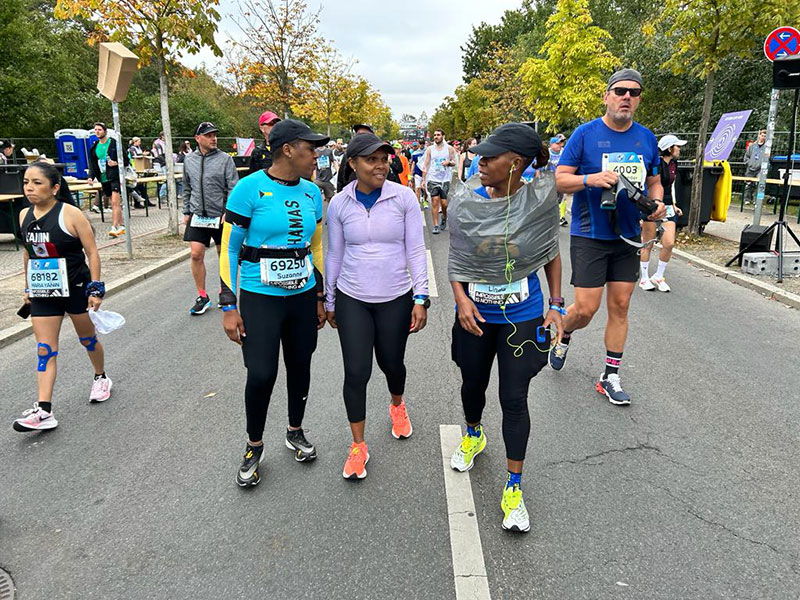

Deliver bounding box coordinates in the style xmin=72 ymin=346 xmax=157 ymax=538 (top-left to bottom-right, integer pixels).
xmin=647 ymin=0 xmax=800 ymax=235
xmin=518 ymin=0 xmax=619 ymax=133
xmin=55 ymin=0 xmax=223 ymax=234
xmin=292 ymin=46 xmax=355 ymax=136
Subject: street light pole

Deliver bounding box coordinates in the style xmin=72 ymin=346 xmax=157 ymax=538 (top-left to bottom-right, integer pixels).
xmin=112 ymin=101 xmax=133 ymax=259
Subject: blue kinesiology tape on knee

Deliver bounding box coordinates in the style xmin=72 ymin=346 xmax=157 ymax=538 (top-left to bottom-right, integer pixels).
xmin=37 ymin=343 xmax=58 ymax=372
xmin=79 ymin=335 xmax=99 ymax=352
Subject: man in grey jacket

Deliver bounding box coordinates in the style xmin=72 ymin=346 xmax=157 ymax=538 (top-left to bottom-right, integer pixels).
xmin=743 ymin=129 xmax=766 ymax=205
xmin=183 ymin=121 xmax=239 ymax=315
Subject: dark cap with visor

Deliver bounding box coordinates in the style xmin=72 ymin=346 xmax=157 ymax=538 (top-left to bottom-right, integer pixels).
xmin=607 ymin=68 xmax=643 ymax=90
xmin=351 ymin=124 xmax=374 ymax=134
xmin=195 ymin=122 xmax=219 ymax=135
xmin=269 ymin=119 xmax=329 ymax=150
xmin=345 ymin=133 xmax=394 ymax=160
xmin=471 ymin=123 xmax=542 ymax=159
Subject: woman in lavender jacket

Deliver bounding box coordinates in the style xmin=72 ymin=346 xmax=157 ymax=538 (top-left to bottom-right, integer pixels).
xmin=325 ymin=133 xmax=429 ymax=480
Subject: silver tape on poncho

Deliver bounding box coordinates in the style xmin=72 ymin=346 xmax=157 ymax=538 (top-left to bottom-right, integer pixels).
xmin=447 ymin=171 xmax=560 ymax=284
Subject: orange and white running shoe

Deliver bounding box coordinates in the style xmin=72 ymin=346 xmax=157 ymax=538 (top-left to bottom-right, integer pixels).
xmin=342 ymin=441 xmax=369 ymax=480
xmin=389 ymin=400 xmax=413 ymax=439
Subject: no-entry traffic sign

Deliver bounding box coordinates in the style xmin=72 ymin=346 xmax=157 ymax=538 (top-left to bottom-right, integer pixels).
xmin=765 ymin=27 xmax=800 ymax=62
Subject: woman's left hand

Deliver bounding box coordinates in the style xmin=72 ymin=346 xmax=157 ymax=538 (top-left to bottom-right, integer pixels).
xmin=675 ymin=206 xmax=683 ymax=217
xmin=316 ymin=301 xmax=326 ymax=330
xmin=409 ymin=305 xmax=427 ymax=333
xmin=88 ymin=296 xmax=102 ymax=311
xmin=542 ymin=309 xmax=563 ymax=343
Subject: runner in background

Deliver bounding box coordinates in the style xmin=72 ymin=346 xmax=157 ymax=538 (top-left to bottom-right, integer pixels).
xmin=546 ymin=134 xmax=568 ymax=226
xmin=410 ymin=142 xmax=428 ymax=208
xmin=422 ymin=129 xmax=458 ymax=234
xmin=459 ymin=138 xmax=477 ymax=181
xmin=314 ymin=141 xmax=336 ymax=201
xmin=639 ymin=134 xmax=686 ymax=292
xmin=248 ymin=111 xmax=281 ymax=175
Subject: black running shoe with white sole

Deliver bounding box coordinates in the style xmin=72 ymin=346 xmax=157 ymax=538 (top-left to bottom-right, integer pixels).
xmin=285 ymin=428 xmax=317 ymax=462
xmin=236 ymin=443 xmax=264 ymax=487
xmin=190 ymin=295 xmax=213 ymax=315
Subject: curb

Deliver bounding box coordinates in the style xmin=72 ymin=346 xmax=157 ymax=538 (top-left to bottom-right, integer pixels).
xmin=671 ymin=248 xmax=800 ymax=310
xmin=0 ymin=248 xmax=191 ymax=350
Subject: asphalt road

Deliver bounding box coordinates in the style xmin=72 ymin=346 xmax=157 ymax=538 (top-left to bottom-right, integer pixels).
xmin=1 ymin=213 xmax=799 ymax=600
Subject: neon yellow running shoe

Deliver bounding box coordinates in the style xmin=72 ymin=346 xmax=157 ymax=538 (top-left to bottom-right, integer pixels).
xmin=450 ymin=425 xmax=487 ymax=472
xmin=501 ymin=484 xmax=530 ymax=533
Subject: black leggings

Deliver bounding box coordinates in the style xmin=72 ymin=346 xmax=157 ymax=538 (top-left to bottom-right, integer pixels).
xmin=239 ymin=288 xmax=318 ymax=441
xmin=335 ymin=289 xmax=413 ymax=423
xmin=451 ymin=316 xmax=547 ymax=461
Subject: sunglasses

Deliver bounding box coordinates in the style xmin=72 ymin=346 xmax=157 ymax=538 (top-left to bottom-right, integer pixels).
xmin=610 ymin=87 xmax=642 ymax=97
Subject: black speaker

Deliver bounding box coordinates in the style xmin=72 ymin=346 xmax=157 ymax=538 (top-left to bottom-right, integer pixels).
xmin=773 ymin=55 xmax=800 ymax=90
xmin=738 ymin=224 xmax=775 ymax=265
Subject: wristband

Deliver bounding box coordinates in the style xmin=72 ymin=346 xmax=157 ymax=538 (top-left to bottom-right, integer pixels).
xmin=86 ymin=281 xmax=106 ymax=298
xmin=548 ymin=296 xmax=565 ymax=306
xmin=221 ymin=305 xmax=238 ymax=312
xmin=583 ymin=174 xmax=588 ymax=188
xmin=549 ymin=305 xmax=568 ymax=316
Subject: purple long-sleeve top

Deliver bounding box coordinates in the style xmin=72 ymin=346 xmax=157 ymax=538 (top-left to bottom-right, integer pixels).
xmin=325 ymin=180 xmax=428 ymax=311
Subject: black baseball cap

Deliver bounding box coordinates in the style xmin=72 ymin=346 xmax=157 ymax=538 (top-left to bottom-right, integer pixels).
xmin=195 ymin=122 xmax=219 ymax=135
xmin=471 ymin=123 xmax=542 ymax=159
xmin=351 ymin=124 xmax=374 ymax=134
xmin=269 ymin=119 xmax=329 ymax=150
xmin=345 ymin=133 xmax=394 ymax=160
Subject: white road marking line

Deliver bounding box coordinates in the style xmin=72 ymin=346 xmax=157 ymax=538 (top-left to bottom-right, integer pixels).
xmin=427 ymin=250 xmax=439 ymax=298
xmin=440 ymin=424 xmax=492 ymax=600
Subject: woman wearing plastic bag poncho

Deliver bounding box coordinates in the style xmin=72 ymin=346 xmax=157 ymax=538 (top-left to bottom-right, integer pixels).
xmin=447 ymin=123 xmax=563 ymax=533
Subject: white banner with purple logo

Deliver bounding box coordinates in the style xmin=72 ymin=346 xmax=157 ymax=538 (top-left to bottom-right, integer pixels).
xmin=704 ymin=110 xmax=752 ymax=161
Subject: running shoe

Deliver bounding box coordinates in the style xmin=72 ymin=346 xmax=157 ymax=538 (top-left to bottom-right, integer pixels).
xmin=236 ymin=443 xmax=264 ymax=487
xmin=422 ymin=201 xmax=430 ymax=209
xmin=450 ymin=426 xmax=487 ymax=472
xmin=116 ymin=226 xmax=126 ymax=236
xmin=90 ymin=205 xmax=100 ymax=214
xmin=285 ymin=428 xmax=317 ymax=462
xmin=549 ymin=342 xmax=570 ymax=371
xmin=389 ymin=400 xmax=413 ymax=439
xmin=432 ymin=226 xmax=440 ymax=235
xmin=342 ymin=442 xmax=369 ymax=479
xmin=596 ymin=373 xmax=631 ymax=406
xmin=560 ymin=217 xmax=569 ymax=227
xmin=190 ymin=296 xmax=213 ymax=315
xmin=501 ymin=484 xmax=530 ymax=533
xmin=440 ymin=217 xmax=447 ymax=231
xmin=650 ymin=275 xmax=671 ymax=292
xmin=13 ymin=403 xmax=58 ymax=432
xmin=638 ymin=278 xmax=656 ymax=291
xmin=108 ymin=226 xmax=119 ymax=238
xmin=89 ymin=375 xmax=113 ymax=403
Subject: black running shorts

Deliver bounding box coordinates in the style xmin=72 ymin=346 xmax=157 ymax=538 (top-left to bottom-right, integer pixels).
xmin=427 ymin=181 xmax=450 ymax=199
xmin=184 ymin=222 xmax=223 ymax=247
xmin=569 ymin=236 xmax=640 ymax=288
xmin=30 ymin=281 xmax=90 ymax=317
xmin=100 ymin=179 xmax=121 ymax=197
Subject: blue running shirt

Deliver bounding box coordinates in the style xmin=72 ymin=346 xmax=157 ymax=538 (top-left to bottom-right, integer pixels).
xmin=224 ymin=170 xmax=323 ymax=296
xmin=560 ymin=118 xmax=659 ymax=240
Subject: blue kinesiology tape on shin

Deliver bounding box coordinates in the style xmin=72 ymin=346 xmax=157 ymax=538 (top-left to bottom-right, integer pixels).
xmin=37 ymin=343 xmax=58 ymax=372
xmin=79 ymin=336 xmax=99 ymax=352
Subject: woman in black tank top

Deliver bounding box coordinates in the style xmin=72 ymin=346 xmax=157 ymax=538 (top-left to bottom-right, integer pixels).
xmin=13 ymin=162 xmax=114 ymax=434
xmin=460 ymin=137 xmax=478 ymax=181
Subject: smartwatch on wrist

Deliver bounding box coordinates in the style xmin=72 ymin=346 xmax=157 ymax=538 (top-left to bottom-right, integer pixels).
xmin=548 ymin=296 xmax=565 ymax=307
xmin=413 ymin=294 xmax=431 ymax=309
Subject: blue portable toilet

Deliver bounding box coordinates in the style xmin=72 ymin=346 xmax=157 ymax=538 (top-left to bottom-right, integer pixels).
xmin=55 ymin=129 xmax=92 ymax=178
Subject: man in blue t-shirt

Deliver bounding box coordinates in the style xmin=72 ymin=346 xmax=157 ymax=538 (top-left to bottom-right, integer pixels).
xmin=549 ymin=68 xmax=666 ymax=406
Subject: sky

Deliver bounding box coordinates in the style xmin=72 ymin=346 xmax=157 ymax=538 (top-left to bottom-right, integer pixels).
xmin=181 ymin=0 xmax=522 ymax=120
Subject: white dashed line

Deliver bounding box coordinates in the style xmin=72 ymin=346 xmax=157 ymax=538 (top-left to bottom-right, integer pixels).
xmin=426 ymin=250 xmax=439 ymax=298
xmin=440 ymin=424 xmax=492 ymax=600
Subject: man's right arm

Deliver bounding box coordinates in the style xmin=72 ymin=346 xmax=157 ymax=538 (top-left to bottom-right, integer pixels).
xmin=182 ymin=161 xmax=192 ymax=217
xmin=556 ymin=165 xmax=618 ymax=194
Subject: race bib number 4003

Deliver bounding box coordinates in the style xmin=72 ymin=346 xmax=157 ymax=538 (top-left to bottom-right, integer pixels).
xmin=27 ymin=258 xmax=69 ymax=298
xmin=260 ymin=256 xmax=313 ymax=290
xmin=603 ymin=152 xmax=646 ymax=185
xmin=468 ymin=279 xmax=530 ymax=306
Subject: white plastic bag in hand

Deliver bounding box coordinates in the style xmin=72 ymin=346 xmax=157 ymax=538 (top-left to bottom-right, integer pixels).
xmin=89 ymin=309 xmax=125 ymax=334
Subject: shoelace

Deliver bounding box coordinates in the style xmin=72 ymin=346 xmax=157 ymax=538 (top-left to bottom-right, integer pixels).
xmin=606 ymin=374 xmax=624 ymax=393
xmin=461 ymin=434 xmax=479 ymax=453
xmin=553 ymin=345 xmax=567 ymax=358
xmin=21 ymin=404 xmax=41 ymax=417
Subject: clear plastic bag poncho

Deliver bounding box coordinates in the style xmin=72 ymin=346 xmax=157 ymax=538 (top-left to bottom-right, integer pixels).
xmin=447 ymin=171 xmax=560 ymax=284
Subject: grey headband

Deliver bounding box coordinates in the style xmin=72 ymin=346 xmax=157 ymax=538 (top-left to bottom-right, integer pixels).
xmin=607 ymin=68 xmax=643 ymax=90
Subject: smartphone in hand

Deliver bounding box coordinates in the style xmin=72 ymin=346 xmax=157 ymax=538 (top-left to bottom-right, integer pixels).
xmin=17 ymin=303 xmax=31 ymax=319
